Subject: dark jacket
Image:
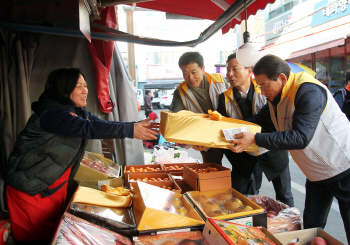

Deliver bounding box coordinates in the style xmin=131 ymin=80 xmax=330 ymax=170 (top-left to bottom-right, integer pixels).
xmin=217 ymin=83 xmax=289 ymax=180
xmin=6 ymin=92 xmax=134 ymax=196
xmin=144 ymin=94 xmax=153 ymax=112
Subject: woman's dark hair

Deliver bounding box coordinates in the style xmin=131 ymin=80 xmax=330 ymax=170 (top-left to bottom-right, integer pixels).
xmin=178 ymin=52 xmax=204 ymax=68
xmin=253 ymin=55 xmax=291 ymax=80
xmin=45 ymin=68 xmax=84 ymax=105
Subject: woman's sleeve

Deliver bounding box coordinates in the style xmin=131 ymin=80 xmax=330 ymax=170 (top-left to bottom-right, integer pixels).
xmin=40 ymin=107 xmax=134 ymax=139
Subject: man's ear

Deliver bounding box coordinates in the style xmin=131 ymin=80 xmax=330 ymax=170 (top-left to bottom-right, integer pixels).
xmin=202 ymin=66 xmax=205 ymax=72
xmin=279 ymin=73 xmax=288 ymax=86
xmin=247 ymin=67 xmax=253 ymax=77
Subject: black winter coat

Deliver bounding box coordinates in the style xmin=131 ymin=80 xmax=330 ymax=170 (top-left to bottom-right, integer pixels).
xmin=6 ymin=92 xmax=134 ymax=196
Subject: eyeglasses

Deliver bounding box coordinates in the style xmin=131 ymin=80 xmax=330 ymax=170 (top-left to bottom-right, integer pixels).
xmin=256 ymin=80 xmax=273 ymax=91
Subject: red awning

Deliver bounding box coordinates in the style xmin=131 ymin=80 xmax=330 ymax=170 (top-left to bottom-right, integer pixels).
xmin=130 ymin=0 xmax=276 ymax=34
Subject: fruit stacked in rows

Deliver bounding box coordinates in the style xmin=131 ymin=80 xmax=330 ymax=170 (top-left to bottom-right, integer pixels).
xmin=125 ymin=166 xmax=161 ymax=173
xmin=189 ymin=167 xmax=219 ymax=174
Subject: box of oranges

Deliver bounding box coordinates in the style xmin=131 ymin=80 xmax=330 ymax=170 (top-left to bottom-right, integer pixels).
xmin=162 ymin=163 xmax=188 ymax=173
xmin=130 ymin=180 xmax=181 ymax=193
xmin=183 ymin=163 xmax=231 ymax=191
xmin=124 ymin=164 xmax=164 ymax=186
xmin=127 ymin=172 xmax=171 ymax=189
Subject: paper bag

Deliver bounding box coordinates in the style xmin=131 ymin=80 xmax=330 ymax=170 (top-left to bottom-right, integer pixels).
xmin=160 ymin=111 xmax=261 ymax=152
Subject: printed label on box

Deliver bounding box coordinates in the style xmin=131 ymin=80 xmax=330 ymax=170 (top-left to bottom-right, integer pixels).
xmin=226 ymin=216 xmax=253 ymax=226
xmin=222 ymin=127 xmax=249 ymax=141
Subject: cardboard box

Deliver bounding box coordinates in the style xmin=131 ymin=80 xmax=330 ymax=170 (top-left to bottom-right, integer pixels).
xmin=183 ymin=163 xmax=231 ymax=191
xmin=132 ymin=181 xmax=205 ymax=231
xmin=51 ymin=212 xmax=133 ymax=244
xmin=127 ymin=172 xmax=171 ymax=188
xmin=130 ymin=181 xmax=182 ymax=193
xmin=124 ymin=164 xmax=164 ymax=186
xmin=0 ymin=220 xmax=10 ymax=245
xmin=274 ymin=228 xmax=345 ymax=245
xmin=202 ymin=218 xmax=282 ymax=245
xmin=186 ymin=188 xmax=267 ymax=227
xmin=249 ymin=195 xmax=302 ymax=234
xmin=169 ymin=172 xmax=186 ymax=185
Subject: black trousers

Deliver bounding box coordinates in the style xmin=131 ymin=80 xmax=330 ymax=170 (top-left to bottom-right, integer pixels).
xmin=231 ymin=164 xmax=294 ymax=207
xmin=200 ymin=148 xmax=223 ymax=165
xmin=304 ymin=175 xmax=350 ymax=244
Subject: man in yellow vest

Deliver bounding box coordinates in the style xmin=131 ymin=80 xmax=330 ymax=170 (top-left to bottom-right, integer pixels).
xmin=171 ymin=52 xmax=229 ymax=164
xmin=230 ymin=54 xmax=350 ymax=243
xmin=216 ymin=53 xmax=293 ymax=204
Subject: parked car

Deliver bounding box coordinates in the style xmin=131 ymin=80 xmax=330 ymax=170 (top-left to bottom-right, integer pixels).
xmin=160 ymin=89 xmax=175 ymax=108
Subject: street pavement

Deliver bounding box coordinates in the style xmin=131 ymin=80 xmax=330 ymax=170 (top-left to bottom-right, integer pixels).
xmin=140 ymin=108 xmax=347 ymax=243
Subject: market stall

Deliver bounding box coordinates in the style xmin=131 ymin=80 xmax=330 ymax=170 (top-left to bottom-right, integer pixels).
xmin=30 ymin=113 xmax=342 ymax=245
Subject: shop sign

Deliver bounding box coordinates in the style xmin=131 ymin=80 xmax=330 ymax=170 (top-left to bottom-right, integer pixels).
xmin=329 ymin=80 xmax=345 ymax=85
xmin=311 ymin=0 xmax=350 ymax=27
xmin=265 ymin=12 xmax=295 ymax=40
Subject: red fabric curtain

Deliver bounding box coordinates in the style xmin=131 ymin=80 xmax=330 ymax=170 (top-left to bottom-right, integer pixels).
xmin=88 ymin=7 xmax=117 ymax=113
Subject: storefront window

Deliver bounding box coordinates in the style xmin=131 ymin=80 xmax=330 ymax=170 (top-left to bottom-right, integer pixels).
xmin=329 ymin=57 xmax=345 ymax=94
xmin=316 ymin=58 xmax=328 ymax=86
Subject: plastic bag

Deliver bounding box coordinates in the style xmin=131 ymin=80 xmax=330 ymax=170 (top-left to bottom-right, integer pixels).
xmin=249 ymin=195 xmax=302 ymax=234
xmin=80 ymin=151 xmax=120 ymax=178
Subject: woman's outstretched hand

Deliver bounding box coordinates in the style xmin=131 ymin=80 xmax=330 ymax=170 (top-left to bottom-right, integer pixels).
xmin=134 ymin=118 xmax=159 ymax=140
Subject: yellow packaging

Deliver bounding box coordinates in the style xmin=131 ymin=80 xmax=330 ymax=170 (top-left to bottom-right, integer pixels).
xmin=133 ymin=181 xmax=205 ymax=231
xmin=160 ymin=111 xmax=261 ymax=152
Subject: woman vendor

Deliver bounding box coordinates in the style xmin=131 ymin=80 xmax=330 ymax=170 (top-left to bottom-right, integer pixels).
xmin=5 ymin=68 xmax=158 ymax=244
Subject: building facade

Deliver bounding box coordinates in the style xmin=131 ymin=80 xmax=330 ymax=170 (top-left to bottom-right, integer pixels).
xmin=260 ymin=0 xmax=350 ymax=93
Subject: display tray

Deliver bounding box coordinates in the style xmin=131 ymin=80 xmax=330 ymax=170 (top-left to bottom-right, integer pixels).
xmin=68 ymin=203 xmax=138 ymax=238
xmin=186 ymin=188 xmax=267 ymax=228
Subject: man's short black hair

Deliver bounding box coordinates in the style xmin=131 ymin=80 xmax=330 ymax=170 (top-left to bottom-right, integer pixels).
xmin=226 ymin=53 xmax=236 ymax=65
xmin=178 ymin=52 xmax=204 ymax=68
xmin=45 ymin=67 xmax=84 ymax=105
xmin=253 ymin=55 xmax=291 ymax=80
xmin=145 ymin=90 xmax=151 ymax=95
xmin=346 ymin=72 xmax=350 ymax=83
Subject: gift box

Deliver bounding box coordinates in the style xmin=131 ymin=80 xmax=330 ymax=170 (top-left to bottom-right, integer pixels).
xmin=160 ymin=111 xmax=261 ymax=152
xmin=132 ymin=181 xmax=205 ymax=231
xmin=202 ymin=218 xmax=282 ymax=245
xmin=186 ymin=188 xmax=267 ymax=227
xmin=183 ymin=163 xmax=231 ymax=191
xmin=133 ymin=230 xmax=208 ymax=245
xmin=249 ymin=195 xmax=302 ymax=234
xmin=51 ymin=212 xmax=132 ymax=244
xmin=274 ymin=227 xmax=344 ymax=245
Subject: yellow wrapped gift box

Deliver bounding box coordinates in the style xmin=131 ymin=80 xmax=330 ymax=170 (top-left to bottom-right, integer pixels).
xmin=72 ymin=186 xmax=132 ymax=208
xmin=160 ymin=111 xmax=261 ymax=152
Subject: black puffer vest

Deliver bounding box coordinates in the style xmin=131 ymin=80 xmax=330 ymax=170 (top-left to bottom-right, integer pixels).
xmin=5 ymin=92 xmax=89 ymax=196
